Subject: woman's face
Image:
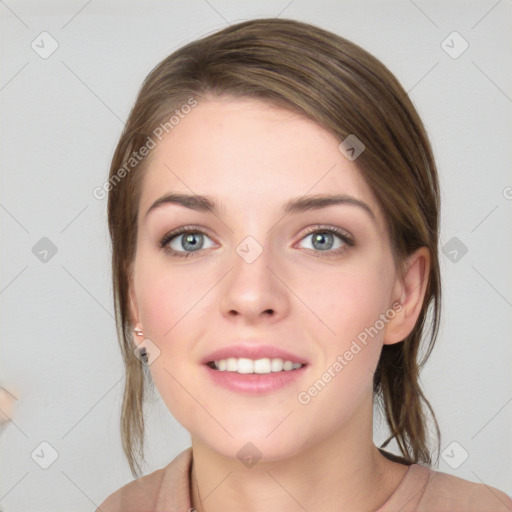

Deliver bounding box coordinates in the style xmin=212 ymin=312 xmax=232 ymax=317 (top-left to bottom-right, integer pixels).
xmin=130 ymin=96 xmax=403 ymax=461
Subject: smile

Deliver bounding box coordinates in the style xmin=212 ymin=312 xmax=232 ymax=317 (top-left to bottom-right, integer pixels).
xmin=208 ymin=357 xmax=304 ymax=373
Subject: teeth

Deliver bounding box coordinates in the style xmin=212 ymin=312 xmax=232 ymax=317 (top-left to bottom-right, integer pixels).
xmin=238 ymin=358 xmax=254 ymax=374
xmin=271 ymin=358 xmax=283 ymax=372
xmin=212 ymin=357 xmax=304 ymax=374
xmin=253 ymin=358 xmax=271 ymax=374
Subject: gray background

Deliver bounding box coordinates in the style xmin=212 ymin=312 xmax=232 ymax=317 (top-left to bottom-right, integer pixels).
xmin=1 ymin=0 xmax=511 ymax=510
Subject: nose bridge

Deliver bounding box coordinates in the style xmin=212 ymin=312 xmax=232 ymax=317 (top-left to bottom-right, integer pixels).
xmin=219 ymin=230 xmax=288 ymax=321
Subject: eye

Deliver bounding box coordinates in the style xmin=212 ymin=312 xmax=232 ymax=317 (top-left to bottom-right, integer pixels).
xmin=296 ymin=226 xmax=354 ymax=256
xmin=159 ymin=225 xmax=354 ymax=259
xmin=159 ymin=227 xmax=216 ymax=258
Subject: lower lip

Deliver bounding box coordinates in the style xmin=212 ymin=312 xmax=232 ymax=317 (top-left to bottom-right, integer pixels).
xmin=203 ymin=364 xmax=307 ymax=394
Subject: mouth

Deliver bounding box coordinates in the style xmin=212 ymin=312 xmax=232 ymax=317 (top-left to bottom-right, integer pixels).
xmin=201 ymin=343 xmax=309 ymax=393
xmin=206 ymin=357 xmax=306 ymax=374
xmin=203 ymin=356 xmax=308 ymax=394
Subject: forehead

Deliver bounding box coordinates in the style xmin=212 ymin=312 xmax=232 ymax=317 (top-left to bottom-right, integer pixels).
xmin=139 ymin=97 xmax=383 ymax=224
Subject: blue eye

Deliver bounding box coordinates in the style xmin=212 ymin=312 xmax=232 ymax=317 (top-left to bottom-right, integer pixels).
xmin=297 ymin=227 xmax=354 ymax=256
xmin=159 ymin=225 xmax=354 ymax=258
xmin=160 ymin=228 xmax=215 ymax=257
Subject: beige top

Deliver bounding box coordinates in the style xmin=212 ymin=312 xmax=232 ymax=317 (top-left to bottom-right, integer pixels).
xmin=96 ymin=447 xmax=512 ymax=511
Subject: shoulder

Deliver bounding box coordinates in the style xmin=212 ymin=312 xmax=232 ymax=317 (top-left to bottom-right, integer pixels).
xmin=95 ymin=447 xmax=193 ymax=512
xmin=95 ymin=466 xmax=167 ymax=512
xmin=415 ymin=465 xmax=512 ymax=511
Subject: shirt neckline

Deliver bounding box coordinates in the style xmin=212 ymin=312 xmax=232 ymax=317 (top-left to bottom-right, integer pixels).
xmin=376 ymin=463 xmax=432 ymax=511
xmin=162 ymin=447 xmax=431 ymax=512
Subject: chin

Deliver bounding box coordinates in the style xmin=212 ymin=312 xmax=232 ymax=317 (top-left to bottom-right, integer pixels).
xmin=215 ymin=438 xmax=305 ymax=465
xmin=192 ymin=418 xmax=313 ymax=465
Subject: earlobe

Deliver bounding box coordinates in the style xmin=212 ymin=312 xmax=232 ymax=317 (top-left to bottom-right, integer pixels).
xmin=383 ymin=247 xmax=430 ymax=345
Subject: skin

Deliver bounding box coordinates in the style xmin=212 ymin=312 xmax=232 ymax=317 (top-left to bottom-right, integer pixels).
xmin=128 ymin=96 xmax=430 ymax=512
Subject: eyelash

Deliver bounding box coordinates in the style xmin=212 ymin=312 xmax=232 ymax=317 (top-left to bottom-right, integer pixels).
xmin=159 ymin=224 xmax=355 ymax=259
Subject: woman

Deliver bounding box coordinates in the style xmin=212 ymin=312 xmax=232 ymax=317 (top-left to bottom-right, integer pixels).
xmin=97 ymin=18 xmax=512 ymax=512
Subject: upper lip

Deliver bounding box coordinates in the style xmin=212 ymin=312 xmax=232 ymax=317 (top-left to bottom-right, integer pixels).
xmin=201 ymin=343 xmax=308 ymax=365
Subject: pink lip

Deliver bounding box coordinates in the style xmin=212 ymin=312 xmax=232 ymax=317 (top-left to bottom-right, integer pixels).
xmin=202 ymin=364 xmax=308 ymax=394
xmin=201 ymin=343 xmax=308 ymax=365
xmin=200 ymin=343 xmax=309 ymax=394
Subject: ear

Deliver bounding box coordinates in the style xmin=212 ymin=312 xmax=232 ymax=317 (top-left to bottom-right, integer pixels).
xmin=383 ymin=247 xmax=430 ymax=345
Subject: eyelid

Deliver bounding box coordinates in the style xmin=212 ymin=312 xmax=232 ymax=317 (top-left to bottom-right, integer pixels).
xmin=297 ymin=224 xmax=354 ymax=243
xmin=159 ymin=224 xmax=214 ymax=245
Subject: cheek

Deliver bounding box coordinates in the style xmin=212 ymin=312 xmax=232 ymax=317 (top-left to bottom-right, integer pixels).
xmin=138 ymin=277 xmax=185 ymax=339
xmin=316 ymin=264 xmax=394 ymax=343
xmin=133 ymin=254 xmax=219 ymax=397
xmin=306 ymin=259 xmax=395 ymax=391
xmin=135 ymin=255 xmax=209 ymax=340
xmin=134 ymin=263 xmax=208 ymax=430
xmin=296 ymin=271 xmax=390 ymax=424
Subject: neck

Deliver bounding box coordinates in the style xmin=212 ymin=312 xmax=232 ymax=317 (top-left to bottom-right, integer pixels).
xmin=189 ymin=394 xmax=409 ymax=512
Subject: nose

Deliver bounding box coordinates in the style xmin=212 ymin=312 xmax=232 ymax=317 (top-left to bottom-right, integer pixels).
xmin=219 ymin=241 xmax=290 ymax=325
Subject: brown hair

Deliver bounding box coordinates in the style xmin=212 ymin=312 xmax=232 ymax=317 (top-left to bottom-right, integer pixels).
xmin=107 ymin=18 xmax=441 ymax=477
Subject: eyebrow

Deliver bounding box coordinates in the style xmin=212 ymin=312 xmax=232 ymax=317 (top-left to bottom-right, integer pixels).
xmin=144 ymin=192 xmax=375 ymax=221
